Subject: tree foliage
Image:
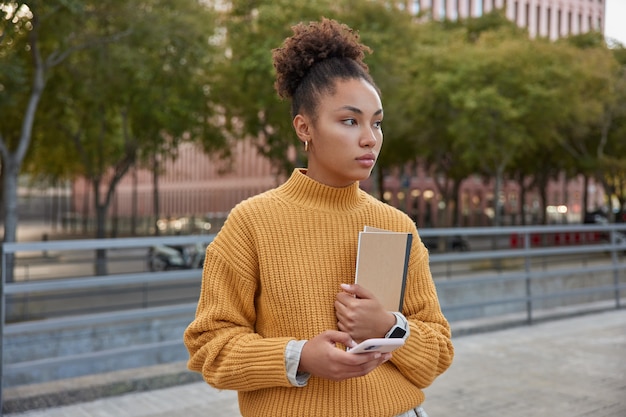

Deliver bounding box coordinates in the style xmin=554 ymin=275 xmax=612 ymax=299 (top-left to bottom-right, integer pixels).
xmin=3 ymin=0 xmax=626 ymax=240
xmin=1 ymin=0 xmax=102 ymax=249
xmin=1 ymin=0 xmax=224 ymax=276
xmin=211 ymin=0 xmax=424 ymax=176
xmin=209 ymin=5 xmax=626 ymax=224
xmin=44 ymin=1 xmax=221 ymax=242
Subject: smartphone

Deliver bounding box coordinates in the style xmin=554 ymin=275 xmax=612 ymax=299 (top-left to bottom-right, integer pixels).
xmin=347 ymin=338 xmax=405 ymax=354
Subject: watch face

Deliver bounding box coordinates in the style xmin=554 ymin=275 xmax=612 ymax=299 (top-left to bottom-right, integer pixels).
xmin=389 ymin=327 xmax=407 ymax=338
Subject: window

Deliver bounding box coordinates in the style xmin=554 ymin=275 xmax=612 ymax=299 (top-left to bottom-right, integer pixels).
xmin=452 ymin=0 xmax=460 ymax=20
xmin=536 ymin=5 xmax=541 ymax=36
xmin=568 ymin=11 xmax=572 ymax=35
xmin=424 ymin=0 xmax=432 ymax=18
xmin=578 ymin=13 xmax=582 ymax=33
xmin=547 ymin=7 xmax=551 ymax=37
xmin=413 ymin=0 xmax=420 ymax=14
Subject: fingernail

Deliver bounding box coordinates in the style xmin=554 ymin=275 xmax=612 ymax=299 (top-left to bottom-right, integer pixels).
xmin=340 ymin=283 xmax=352 ymax=290
xmin=374 ymin=352 xmax=381 ymax=358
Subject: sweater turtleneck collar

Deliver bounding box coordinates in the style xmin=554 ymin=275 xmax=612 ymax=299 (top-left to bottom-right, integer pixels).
xmin=277 ymin=169 xmax=366 ymax=212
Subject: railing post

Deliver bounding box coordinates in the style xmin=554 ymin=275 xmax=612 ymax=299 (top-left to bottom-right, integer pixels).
xmin=1 ymin=244 xmax=6 ymax=413
xmin=523 ymin=230 xmax=533 ymax=325
xmin=610 ymin=230 xmax=622 ymax=309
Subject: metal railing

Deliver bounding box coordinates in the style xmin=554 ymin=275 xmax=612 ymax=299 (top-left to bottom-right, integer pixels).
xmin=0 ymin=234 xmax=214 ymax=410
xmin=1 ymin=224 xmax=625 ymax=411
xmin=419 ymin=225 xmax=625 ymax=327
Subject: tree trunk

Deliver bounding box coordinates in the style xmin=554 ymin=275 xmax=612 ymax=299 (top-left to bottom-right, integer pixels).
xmin=582 ymin=175 xmax=589 ymax=222
xmin=152 ymin=155 xmax=161 ymax=236
xmin=375 ymin=164 xmax=384 ymax=202
xmin=92 ymin=179 xmax=108 ymax=276
xmin=562 ymin=173 xmax=569 ymax=224
xmin=0 ymin=24 xmax=46 ymax=280
xmin=131 ymin=166 xmax=138 ymax=236
xmin=81 ymin=182 xmax=90 ymax=234
xmin=1 ymin=160 xmax=20 ymax=283
xmin=0 ymin=162 xmax=4 ymax=218
xmin=452 ymin=179 xmax=462 ymax=227
xmin=493 ymin=165 xmax=504 ymax=228
xmin=538 ymin=184 xmax=548 ymax=225
xmin=519 ymin=182 xmax=527 ymax=226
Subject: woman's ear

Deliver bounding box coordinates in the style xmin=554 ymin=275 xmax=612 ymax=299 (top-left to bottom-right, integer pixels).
xmin=293 ymin=114 xmax=311 ymax=144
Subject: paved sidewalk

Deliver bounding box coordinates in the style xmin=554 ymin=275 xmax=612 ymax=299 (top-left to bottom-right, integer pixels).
xmin=6 ymin=310 xmax=626 ymax=417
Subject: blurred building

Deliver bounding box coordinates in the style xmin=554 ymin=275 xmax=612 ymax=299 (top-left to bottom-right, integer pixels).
xmin=70 ymin=139 xmax=283 ymax=234
xmin=405 ymin=0 xmax=605 ymax=40
xmin=360 ymin=167 xmax=604 ymax=227
xmin=69 ymin=139 xmax=604 ymax=231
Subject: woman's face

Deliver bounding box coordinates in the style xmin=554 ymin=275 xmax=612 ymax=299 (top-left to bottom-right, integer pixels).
xmin=293 ymin=78 xmax=383 ymax=188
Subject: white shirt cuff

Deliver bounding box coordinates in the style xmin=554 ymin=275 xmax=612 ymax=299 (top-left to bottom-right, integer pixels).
xmin=285 ymin=339 xmax=311 ymax=387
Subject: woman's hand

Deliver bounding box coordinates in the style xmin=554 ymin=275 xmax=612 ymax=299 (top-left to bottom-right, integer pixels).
xmin=298 ymin=330 xmax=391 ymax=381
xmin=335 ymin=283 xmax=396 ymax=342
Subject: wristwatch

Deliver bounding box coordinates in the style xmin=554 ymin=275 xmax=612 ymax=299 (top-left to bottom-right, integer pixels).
xmin=385 ymin=312 xmax=408 ymax=339
xmin=386 ymin=325 xmax=407 ymax=339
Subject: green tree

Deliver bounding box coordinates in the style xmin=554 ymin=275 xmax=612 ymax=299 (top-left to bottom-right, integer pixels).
xmin=417 ymin=30 xmax=531 ymax=227
xmin=40 ymin=0 xmax=221 ymax=274
xmin=335 ymin=1 xmax=424 ymax=200
xmin=4 ymin=1 xmax=223 ymax=275
xmin=556 ymin=33 xmax=621 ymax=220
xmin=506 ymin=39 xmax=586 ymax=225
xmin=405 ymin=21 xmax=474 ymax=226
xmin=0 ymin=0 xmax=131 ymax=280
xmin=210 ymin=0 xmax=344 ymax=178
xmin=600 ymin=44 xmax=626 ymax=221
xmin=399 ymin=11 xmax=540 ymax=227
xmin=124 ymin=1 xmax=227 ymax=235
xmin=208 ymin=0 xmax=429 ymax=208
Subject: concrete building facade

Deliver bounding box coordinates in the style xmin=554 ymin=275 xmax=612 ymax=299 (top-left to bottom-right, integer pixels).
xmin=407 ymin=0 xmax=605 ymax=40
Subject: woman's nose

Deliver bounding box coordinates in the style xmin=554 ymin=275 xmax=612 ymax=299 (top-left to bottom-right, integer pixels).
xmin=361 ymin=127 xmax=378 ymax=147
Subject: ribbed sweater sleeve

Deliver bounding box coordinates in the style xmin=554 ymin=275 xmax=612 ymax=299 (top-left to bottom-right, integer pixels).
xmin=184 ymin=203 xmax=295 ymax=391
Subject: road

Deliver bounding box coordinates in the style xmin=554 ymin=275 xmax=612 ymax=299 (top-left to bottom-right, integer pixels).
xmin=7 ymin=247 xmax=204 ymax=322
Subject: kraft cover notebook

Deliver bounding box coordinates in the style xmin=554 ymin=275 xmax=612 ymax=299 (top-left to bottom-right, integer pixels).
xmin=354 ymin=226 xmax=412 ymax=311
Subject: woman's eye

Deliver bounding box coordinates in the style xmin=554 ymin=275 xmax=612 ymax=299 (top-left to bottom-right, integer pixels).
xmin=343 ymin=118 xmax=357 ymax=126
xmin=373 ymin=120 xmax=382 ymax=129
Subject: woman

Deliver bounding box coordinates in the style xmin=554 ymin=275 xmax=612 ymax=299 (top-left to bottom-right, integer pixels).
xmin=184 ymin=18 xmax=453 ymax=417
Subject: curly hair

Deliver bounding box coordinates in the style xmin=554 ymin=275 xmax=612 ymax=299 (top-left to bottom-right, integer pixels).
xmin=272 ymin=18 xmax=379 ymax=119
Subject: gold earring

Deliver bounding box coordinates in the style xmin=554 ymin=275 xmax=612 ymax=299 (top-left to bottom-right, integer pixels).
xmin=304 ymin=141 xmax=309 ymax=152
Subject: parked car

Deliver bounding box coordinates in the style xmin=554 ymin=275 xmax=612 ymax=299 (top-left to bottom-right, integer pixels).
xmin=421 ymin=235 xmax=470 ymax=252
xmin=155 ymin=216 xmax=212 ymax=235
xmin=584 ymin=210 xmax=609 ymax=225
xmin=147 ymin=242 xmax=206 ymax=271
xmin=583 ymin=210 xmax=626 ymax=248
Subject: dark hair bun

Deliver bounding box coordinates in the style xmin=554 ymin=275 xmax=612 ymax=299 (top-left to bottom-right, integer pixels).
xmin=273 ymin=18 xmax=372 ymax=100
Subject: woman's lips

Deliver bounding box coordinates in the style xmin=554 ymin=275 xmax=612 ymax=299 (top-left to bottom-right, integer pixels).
xmin=356 ymin=153 xmax=376 ymax=167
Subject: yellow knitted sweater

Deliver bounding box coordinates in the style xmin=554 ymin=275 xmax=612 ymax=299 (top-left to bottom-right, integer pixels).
xmin=184 ymin=169 xmax=453 ymax=417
